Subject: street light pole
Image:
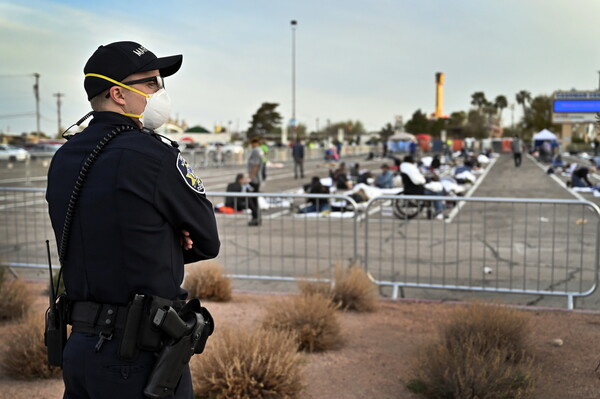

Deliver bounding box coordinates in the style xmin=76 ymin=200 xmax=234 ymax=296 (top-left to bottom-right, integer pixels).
xmin=291 ymin=20 xmax=297 ymax=128
xmin=33 ymin=73 xmax=40 ymax=137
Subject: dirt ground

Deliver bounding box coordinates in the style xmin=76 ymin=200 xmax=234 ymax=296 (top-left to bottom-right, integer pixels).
xmin=1 ymin=284 xmax=600 ymax=399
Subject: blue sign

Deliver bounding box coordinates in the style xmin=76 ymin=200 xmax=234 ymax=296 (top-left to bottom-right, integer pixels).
xmin=553 ymin=100 xmax=600 ymax=113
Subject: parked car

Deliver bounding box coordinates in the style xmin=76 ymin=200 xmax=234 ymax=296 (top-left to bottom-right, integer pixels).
xmin=202 ymin=142 xmax=245 ymax=165
xmin=27 ymin=143 xmax=62 ymax=160
xmin=0 ymin=144 xmax=30 ymax=162
xmin=206 ymin=141 xmax=244 ymax=155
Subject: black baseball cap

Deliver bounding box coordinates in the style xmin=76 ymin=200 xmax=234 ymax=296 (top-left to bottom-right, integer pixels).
xmin=83 ymin=41 xmax=183 ymax=100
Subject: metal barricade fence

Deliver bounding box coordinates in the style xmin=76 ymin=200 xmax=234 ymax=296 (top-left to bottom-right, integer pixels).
xmin=0 ymin=187 xmax=359 ymax=284
xmin=2 ymin=187 xmax=599 ymax=309
xmin=0 ymin=187 xmax=56 ymax=269
xmin=206 ymin=191 xmax=359 ymax=283
xmin=363 ymin=195 xmax=600 ymax=309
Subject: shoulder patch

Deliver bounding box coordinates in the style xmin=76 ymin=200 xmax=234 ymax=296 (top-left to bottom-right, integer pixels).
xmin=176 ymin=153 xmax=205 ymax=194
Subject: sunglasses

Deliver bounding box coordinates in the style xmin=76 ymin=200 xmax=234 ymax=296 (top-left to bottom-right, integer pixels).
xmin=105 ymin=75 xmax=164 ymax=98
xmin=123 ymin=75 xmax=165 ymax=90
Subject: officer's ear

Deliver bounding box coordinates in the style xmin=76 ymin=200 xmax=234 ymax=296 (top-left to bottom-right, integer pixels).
xmin=107 ymin=86 xmax=126 ymax=106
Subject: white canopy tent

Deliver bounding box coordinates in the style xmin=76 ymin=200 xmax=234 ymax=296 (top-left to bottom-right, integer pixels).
xmin=389 ymin=131 xmax=417 ymax=142
xmin=532 ymin=129 xmax=558 ymax=141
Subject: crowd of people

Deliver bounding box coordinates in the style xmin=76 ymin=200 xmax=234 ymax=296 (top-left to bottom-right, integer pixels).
xmin=292 ymin=148 xmax=491 ymax=220
xmin=217 ymin=137 xmax=492 ymax=222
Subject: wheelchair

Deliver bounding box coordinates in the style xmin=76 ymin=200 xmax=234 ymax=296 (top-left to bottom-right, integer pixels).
xmin=392 ymin=173 xmax=434 ymax=220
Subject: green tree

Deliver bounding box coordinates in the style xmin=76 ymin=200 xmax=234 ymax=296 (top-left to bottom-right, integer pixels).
xmin=289 ymin=123 xmax=308 ymax=141
xmin=247 ymin=102 xmax=282 ymax=140
xmin=515 ymin=90 xmax=531 ymax=119
xmin=323 ymin=120 xmax=366 ymax=143
xmin=379 ymin=123 xmax=395 ymax=143
xmin=522 ymin=95 xmax=560 ymax=134
xmin=429 ymin=118 xmax=447 ymax=136
xmin=470 ymin=92 xmax=489 ymax=113
xmin=405 ymin=109 xmax=430 ymax=134
xmin=464 ymin=109 xmax=488 ymax=138
xmin=186 ymin=125 xmax=210 ymax=133
xmin=494 ymin=95 xmax=508 ymax=121
xmin=447 ymin=111 xmax=467 ymax=138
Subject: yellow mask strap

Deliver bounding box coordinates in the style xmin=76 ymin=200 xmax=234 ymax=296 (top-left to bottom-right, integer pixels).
xmin=85 ymin=73 xmax=150 ymax=99
xmin=121 ymin=112 xmax=144 ymax=119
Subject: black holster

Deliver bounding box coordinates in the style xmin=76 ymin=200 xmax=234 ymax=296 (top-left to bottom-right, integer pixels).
xmin=143 ymin=298 xmax=214 ymax=399
xmin=118 ymin=295 xmax=182 ymax=361
xmin=44 ymin=294 xmax=68 ymax=367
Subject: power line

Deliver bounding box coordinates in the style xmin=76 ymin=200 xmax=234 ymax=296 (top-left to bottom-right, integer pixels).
xmin=0 ymin=74 xmax=35 ymax=78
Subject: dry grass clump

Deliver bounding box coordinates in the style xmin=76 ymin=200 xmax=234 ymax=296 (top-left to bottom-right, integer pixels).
xmin=184 ymin=260 xmax=232 ymax=302
xmin=331 ymin=265 xmax=378 ymax=312
xmin=262 ymin=293 xmax=342 ymax=352
xmin=297 ymin=278 xmax=332 ymax=297
xmin=191 ymin=327 xmax=304 ymax=399
xmin=1 ymin=315 xmax=62 ymax=380
xmin=0 ymin=269 xmax=33 ymax=320
xmin=442 ymin=303 xmax=531 ymax=358
xmin=408 ymin=303 xmax=537 ymax=399
xmin=299 ymin=264 xmax=378 ymax=312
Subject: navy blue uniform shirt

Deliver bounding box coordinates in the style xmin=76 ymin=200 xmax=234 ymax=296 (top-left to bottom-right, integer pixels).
xmin=46 ymin=112 xmax=220 ymax=305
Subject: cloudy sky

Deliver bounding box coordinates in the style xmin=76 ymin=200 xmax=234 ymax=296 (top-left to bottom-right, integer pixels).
xmin=1 ymin=0 xmax=600 ymax=136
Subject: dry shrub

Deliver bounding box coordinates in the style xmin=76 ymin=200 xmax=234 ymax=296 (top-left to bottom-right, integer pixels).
xmin=442 ymin=303 xmax=531 ymax=358
xmin=0 ymin=275 xmax=33 ymax=321
xmin=408 ymin=303 xmax=537 ymax=399
xmin=331 ymin=264 xmax=378 ymax=312
xmin=297 ymin=278 xmax=332 ymax=297
xmin=184 ymin=260 xmax=232 ymax=302
xmin=191 ymin=327 xmax=304 ymax=399
xmin=1 ymin=314 xmax=62 ymax=379
xmin=262 ymin=293 xmax=342 ymax=352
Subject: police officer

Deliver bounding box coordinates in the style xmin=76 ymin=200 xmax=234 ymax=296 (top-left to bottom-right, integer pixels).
xmin=46 ymin=41 xmax=220 ymax=398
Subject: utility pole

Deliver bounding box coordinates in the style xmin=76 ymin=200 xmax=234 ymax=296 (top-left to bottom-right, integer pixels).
xmin=33 ymin=73 xmax=40 ymax=137
xmin=290 ymin=20 xmax=297 ymax=127
xmin=53 ymin=92 xmax=64 ymax=136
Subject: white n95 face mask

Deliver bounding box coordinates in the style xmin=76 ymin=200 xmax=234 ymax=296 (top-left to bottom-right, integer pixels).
xmin=141 ymin=88 xmax=172 ymax=130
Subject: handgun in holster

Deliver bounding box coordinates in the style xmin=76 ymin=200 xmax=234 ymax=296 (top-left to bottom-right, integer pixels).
xmin=44 ymin=294 xmax=68 ymax=367
xmin=143 ymin=298 xmax=214 ymax=399
xmin=119 ymin=295 xmax=175 ymax=361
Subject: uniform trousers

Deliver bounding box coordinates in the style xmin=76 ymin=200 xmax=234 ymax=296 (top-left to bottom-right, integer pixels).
xmin=62 ymin=332 xmax=193 ymax=399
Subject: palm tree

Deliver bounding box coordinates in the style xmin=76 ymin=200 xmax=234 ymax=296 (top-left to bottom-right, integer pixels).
xmin=470 ymin=92 xmax=488 ymax=113
xmin=515 ymin=90 xmax=531 ymax=119
xmin=494 ymin=95 xmax=508 ymax=123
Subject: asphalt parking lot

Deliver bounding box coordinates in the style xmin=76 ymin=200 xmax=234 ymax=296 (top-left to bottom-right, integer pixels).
xmin=2 ymin=150 xmax=599 ymax=310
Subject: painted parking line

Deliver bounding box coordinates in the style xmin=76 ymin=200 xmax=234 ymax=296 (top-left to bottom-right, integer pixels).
xmin=445 ymin=156 xmax=498 ymax=223
xmin=527 ymin=153 xmax=588 ymax=202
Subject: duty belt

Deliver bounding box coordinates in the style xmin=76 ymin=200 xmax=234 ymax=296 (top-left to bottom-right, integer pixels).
xmin=69 ymin=301 xmax=129 ymax=335
xmin=68 ymin=297 xmax=187 ymax=353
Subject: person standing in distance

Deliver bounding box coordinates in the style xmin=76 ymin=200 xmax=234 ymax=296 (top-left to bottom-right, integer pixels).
xmin=247 ymin=136 xmax=263 ymax=226
xmin=46 ymin=41 xmax=220 ymax=399
xmin=292 ymin=138 xmax=305 ymax=179
xmin=512 ymin=135 xmax=523 ymax=167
